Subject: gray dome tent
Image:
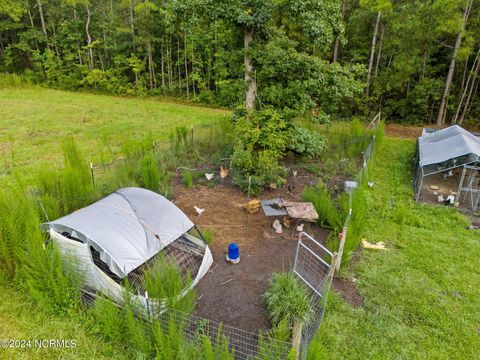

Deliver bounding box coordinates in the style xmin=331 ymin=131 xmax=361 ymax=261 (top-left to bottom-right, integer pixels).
xmin=414 ymin=125 xmax=480 ymax=202
xmin=42 ymin=187 xmax=213 ymax=311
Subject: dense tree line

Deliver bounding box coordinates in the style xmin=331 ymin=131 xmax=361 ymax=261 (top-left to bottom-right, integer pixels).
xmin=0 ymin=0 xmax=478 ymax=124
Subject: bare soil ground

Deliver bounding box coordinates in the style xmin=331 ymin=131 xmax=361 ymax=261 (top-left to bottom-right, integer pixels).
xmin=172 ymin=167 xmax=362 ymax=331
xmin=385 ymin=124 xmax=423 ymax=139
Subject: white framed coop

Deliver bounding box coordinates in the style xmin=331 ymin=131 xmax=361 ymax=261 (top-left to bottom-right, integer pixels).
xmin=414 ymin=125 xmax=480 ymax=211
xmin=41 ymin=187 xmax=213 ymax=315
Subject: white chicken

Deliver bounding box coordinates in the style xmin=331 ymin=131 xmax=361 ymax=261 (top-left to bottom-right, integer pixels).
xmin=273 ymin=219 xmax=283 ymax=234
xmin=194 ymin=206 xmax=205 ymax=216
xmin=205 ymin=173 xmax=214 ymax=181
xmin=296 ymin=223 xmax=305 ymax=232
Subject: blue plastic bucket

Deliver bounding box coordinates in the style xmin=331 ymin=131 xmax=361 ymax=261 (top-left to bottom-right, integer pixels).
xmin=227 ymin=243 xmax=240 ymax=263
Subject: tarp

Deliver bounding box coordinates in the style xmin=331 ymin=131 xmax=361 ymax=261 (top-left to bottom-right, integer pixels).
xmin=418 ymin=125 xmax=480 ymax=167
xmin=43 ymin=187 xmax=194 ymax=278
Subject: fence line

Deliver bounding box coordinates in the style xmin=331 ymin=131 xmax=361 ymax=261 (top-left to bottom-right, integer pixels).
xmin=335 ymin=112 xmax=381 ymax=274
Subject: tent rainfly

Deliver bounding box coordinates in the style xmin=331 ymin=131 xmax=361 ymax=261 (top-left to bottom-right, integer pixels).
xmin=414 ymin=125 xmax=480 ymax=201
xmin=42 ymin=187 xmax=213 ymax=313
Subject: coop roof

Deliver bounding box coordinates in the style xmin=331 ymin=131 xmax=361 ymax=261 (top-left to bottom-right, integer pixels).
xmin=418 ymin=125 xmax=480 ymax=167
xmin=42 ymin=187 xmax=194 ymax=278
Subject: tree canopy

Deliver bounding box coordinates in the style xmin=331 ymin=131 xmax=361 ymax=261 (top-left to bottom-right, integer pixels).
xmin=0 ymin=0 xmax=478 ymax=124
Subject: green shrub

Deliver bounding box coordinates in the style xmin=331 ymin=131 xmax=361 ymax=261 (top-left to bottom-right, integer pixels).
xmin=287 ymin=124 xmax=326 ymax=158
xmin=263 ymin=272 xmax=311 ymax=326
xmin=231 ymin=108 xmax=288 ymax=194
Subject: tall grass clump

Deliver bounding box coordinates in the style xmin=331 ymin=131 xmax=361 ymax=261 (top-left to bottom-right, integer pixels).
xmin=182 ymin=170 xmax=194 ymax=188
xmin=201 ymin=228 xmax=214 ymax=245
xmin=142 ymin=254 xmax=196 ymax=313
xmin=0 ymin=72 xmax=35 ymax=88
xmin=140 ymin=153 xmax=161 ymax=191
xmin=0 ymin=186 xmax=84 ymax=312
xmin=303 ymin=181 xmax=344 ymax=231
xmin=341 ymin=186 xmax=367 ymax=265
xmin=37 ymin=140 xmax=97 ymax=219
xmin=263 ymin=272 xmax=311 ymax=326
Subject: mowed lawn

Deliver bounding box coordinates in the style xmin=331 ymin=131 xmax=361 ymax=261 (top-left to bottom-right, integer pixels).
xmin=315 ymin=138 xmax=480 ymax=359
xmin=0 ymin=87 xmax=230 ymax=181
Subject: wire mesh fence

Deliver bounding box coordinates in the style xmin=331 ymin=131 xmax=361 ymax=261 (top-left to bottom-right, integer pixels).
xmin=293 ymin=232 xmax=337 ymax=358
xmin=81 ymin=288 xmax=291 ymax=360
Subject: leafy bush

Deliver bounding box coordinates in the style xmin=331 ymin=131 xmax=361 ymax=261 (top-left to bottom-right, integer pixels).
xmin=287 ymin=124 xmax=326 ymax=158
xmin=263 ymin=272 xmax=311 ymax=326
xmin=231 ymin=108 xmax=288 ymax=194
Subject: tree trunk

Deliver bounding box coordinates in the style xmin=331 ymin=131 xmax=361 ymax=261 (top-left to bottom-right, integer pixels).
xmin=461 ymin=55 xmax=469 ymax=90
xmin=161 ymin=43 xmax=165 ymax=91
xmin=453 ymin=49 xmax=479 ymax=123
xmin=37 ymin=0 xmax=48 ymax=42
xmin=0 ymin=33 xmax=4 ymax=58
xmin=177 ymin=38 xmax=182 ymax=93
xmin=184 ymin=33 xmax=189 ymax=100
xmin=459 ymin=52 xmax=480 ymax=124
xmin=366 ymin=11 xmax=381 ymax=97
xmin=27 ymin=10 xmax=40 ymax=52
xmin=129 ymin=0 xmax=135 ymax=52
xmin=147 ymin=40 xmax=156 ymax=89
xmin=333 ymin=0 xmax=346 ymax=62
xmin=244 ymin=28 xmax=256 ymax=110
xmin=85 ymin=5 xmax=94 ymax=70
xmin=73 ymin=9 xmax=83 ymax=66
xmin=436 ymin=0 xmax=473 ymax=125
xmin=374 ymin=23 xmax=384 ymax=77
xmin=420 ymin=47 xmax=428 ymax=81
xmin=291 ymin=319 xmax=304 ymax=360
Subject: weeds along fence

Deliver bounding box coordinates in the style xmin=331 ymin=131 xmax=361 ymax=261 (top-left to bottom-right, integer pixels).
xmin=335 ymin=112 xmax=382 ymax=273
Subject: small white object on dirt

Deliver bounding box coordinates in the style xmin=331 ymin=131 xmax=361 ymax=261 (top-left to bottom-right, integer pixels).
xmin=446 ymin=195 xmax=455 ymax=204
xmin=273 ymin=219 xmax=283 ymax=234
xmin=430 ymin=185 xmax=439 ymax=190
xmin=361 ymin=239 xmax=388 ymax=250
xmin=296 ymin=223 xmax=304 ymax=232
xmin=205 ymin=173 xmax=214 ymax=181
xmin=368 ymin=181 xmax=374 ymax=188
xmin=437 ymin=195 xmax=445 ymax=203
xmin=194 ymin=206 xmax=205 ymax=216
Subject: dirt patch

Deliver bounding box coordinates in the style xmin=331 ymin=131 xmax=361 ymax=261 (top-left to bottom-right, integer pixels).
xmin=385 ymin=124 xmax=423 ymax=139
xmin=332 ymin=277 xmax=363 ymax=308
xmin=172 ymin=177 xmax=329 ymax=331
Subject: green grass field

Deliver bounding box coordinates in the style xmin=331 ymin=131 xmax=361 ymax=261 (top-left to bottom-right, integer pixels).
xmin=0 ymin=87 xmax=230 ymax=181
xmin=0 ymin=285 xmax=128 ymax=359
xmin=315 ymin=138 xmax=480 ymax=359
